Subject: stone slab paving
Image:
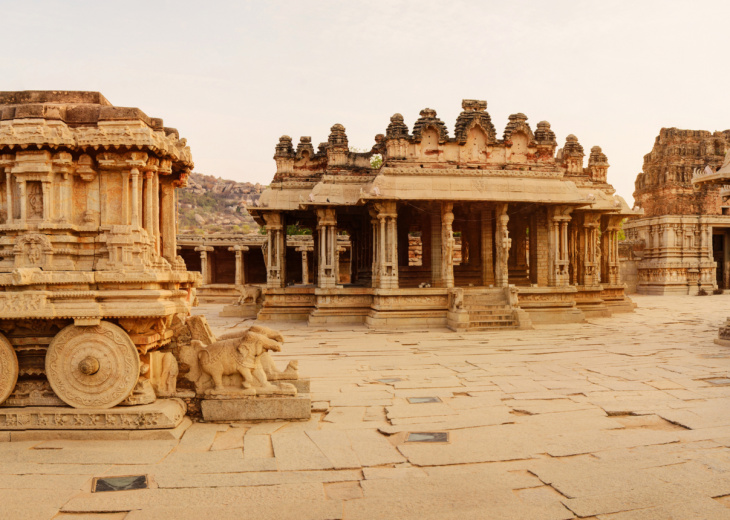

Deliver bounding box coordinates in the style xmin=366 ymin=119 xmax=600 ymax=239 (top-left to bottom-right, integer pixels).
xmin=5 ymin=295 xmax=730 ymax=518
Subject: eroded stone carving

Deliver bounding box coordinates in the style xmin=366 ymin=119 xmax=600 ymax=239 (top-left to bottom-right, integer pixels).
xmin=177 ymin=319 xmax=298 ymax=398
xmin=0 ymin=335 xmax=18 ymax=405
xmin=45 ymin=322 xmax=140 ymax=409
xmin=0 ymin=91 xmax=198 ymax=415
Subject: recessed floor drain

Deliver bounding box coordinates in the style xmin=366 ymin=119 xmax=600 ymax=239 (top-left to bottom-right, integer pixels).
xmin=377 ymin=378 xmax=403 ymax=384
xmin=407 ymin=397 xmax=441 ymax=404
xmin=92 ymin=475 xmax=148 ymax=493
xmin=406 ymin=432 xmax=449 ymax=443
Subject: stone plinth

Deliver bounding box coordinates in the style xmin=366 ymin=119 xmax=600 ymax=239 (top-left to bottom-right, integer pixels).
xmin=516 ymin=286 xmax=585 ymax=324
xmin=201 ymin=395 xmax=311 ymax=421
xmin=219 ymin=302 xmax=259 ymax=318
xmin=0 ymin=398 xmax=186 ymax=430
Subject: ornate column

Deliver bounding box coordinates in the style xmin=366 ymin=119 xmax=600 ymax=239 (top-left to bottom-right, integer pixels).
xmin=482 ymin=208 xmax=494 ymax=286
xmin=495 ymin=203 xmax=510 ymax=287
xmin=298 ymin=247 xmax=311 ymax=285
xmin=159 ymin=179 xmax=176 ymax=263
xmin=441 ymin=202 xmax=455 ymax=288
xmin=18 ymin=180 xmax=27 ymax=222
xmin=548 ymin=206 xmax=572 ymax=286
xmin=4 ymin=171 xmax=12 ymax=224
xmin=130 ymin=168 xmax=141 ymax=228
xmin=372 ymin=201 xmax=398 ymax=289
xmin=263 ymin=211 xmax=285 ymax=288
xmin=601 ymin=215 xmax=622 ymax=286
xmin=144 ymin=171 xmax=155 ymax=234
xmin=195 ymin=246 xmax=213 ymax=284
xmin=122 ymin=171 xmax=130 ymax=225
xmin=41 ymin=181 xmax=51 ymax=221
xmin=153 ymin=174 xmax=161 ymax=254
xmin=430 ymin=209 xmax=442 ymax=286
xmin=316 ymin=208 xmax=338 ymax=288
xmin=370 ymin=208 xmax=381 ymax=288
xmin=63 ymin=173 xmax=73 ymax=223
xmin=580 ymin=213 xmax=601 ymax=286
xmin=228 ymin=245 xmax=248 ymax=286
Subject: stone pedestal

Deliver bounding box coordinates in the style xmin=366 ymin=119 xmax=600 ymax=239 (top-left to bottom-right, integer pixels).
xmin=219 ymin=302 xmax=259 ymax=318
xmin=0 ymin=399 xmax=187 ymax=433
xmin=201 ymin=395 xmax=311 ymax=421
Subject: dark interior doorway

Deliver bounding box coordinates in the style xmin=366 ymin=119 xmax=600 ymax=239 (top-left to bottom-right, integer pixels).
xmin=713 ymin=234 xmax=725 ymax=289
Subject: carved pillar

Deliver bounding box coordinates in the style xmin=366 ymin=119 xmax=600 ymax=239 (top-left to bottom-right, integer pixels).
xmin=430 ymin=209 xmax=442 ymax=286
xmin=144 ymin=171 xmax=154 ymax=234
xmin=130 ymin=168 xmax=141 ymax=228
xmin=441 ymin=202 xmax=455 ymax=289
xmin=372 ymin=201 xmax=398 ymax=289
xmin=4 ymin=171 xmax=12 ymax=223
xmin=41 ymin=181 xmax=51 ymax=221
xmin=494 ymin=203 xmax=510 ymax=287
xmin=160 ymin=180 xmax=176 ymax=263
xmin=264 ymin=211 xmax=285 ymax=288
xmin=601 ymin=215 xmax=622 ymax=286
xmin=579 ymin=213 xmax=601 ymax=286
xmin=63 ymin=173 xmax=73 ymax=223
xmin=299 ymin=248 xmax=310 ymax=285
xmin=370 ymin=208 xmax=380 ymax=288
xmin=18 ymin=180 xmax=27 ymax=222
xmin=122 ymin=172 xmax=130 ymax=225
xmin=228 ymin=245 xmax=248 ymax=286
xmin=195 ymin=246 xmax=213 ymax=284
xmin=548 ymin=206 xmax=571 ymax=287
xmin=152 ymin=175 xmax=161 ymax=254
xmin=316 ymin=208 xmax=338 ymax=288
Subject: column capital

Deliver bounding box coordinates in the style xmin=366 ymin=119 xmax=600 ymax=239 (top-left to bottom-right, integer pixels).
xmin=316 ymin=207 xmax=337 ymax=226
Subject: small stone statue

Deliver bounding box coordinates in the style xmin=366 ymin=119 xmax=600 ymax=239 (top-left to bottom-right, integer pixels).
xmin=178 ymin=321 xmax=298 ymax=397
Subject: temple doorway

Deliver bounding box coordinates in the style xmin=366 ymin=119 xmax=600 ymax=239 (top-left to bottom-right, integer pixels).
xmin=713 ymin=230 xmax=730 ymax=289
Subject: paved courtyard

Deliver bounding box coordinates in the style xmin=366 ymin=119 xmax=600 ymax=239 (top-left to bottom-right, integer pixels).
xmin=3 ymin=295 xmax=730 ymax=519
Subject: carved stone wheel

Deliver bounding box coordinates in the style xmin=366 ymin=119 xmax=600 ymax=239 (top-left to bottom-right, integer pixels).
xmin=46 ymin=321 xmax=140 ymax=409
xmin=0 ymin=333 xmax=18 ymax=405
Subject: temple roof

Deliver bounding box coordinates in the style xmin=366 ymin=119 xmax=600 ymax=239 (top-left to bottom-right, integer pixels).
xmin=0 ymin=90 xmax=193 ymax=169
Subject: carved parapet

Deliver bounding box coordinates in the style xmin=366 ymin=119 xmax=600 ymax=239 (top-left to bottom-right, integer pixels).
xmin=274 ymin=135 xmax=295 ymax=175
xmin=412 ymin=108 xmax=449 ymax=143
xmin=587 ymin=146 xmax=609 ymax=182
xmin=454 ymin=100 xmax=496 ymax=144
xmin=561 ymin=134 xmax=585 ymax=174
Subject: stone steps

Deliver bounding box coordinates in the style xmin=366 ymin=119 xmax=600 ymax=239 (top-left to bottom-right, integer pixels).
xmin=466 ymin=304 xmax=518 ymax=330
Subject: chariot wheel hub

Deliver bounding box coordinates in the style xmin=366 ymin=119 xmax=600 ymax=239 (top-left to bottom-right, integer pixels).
xmin=46 ymin=321 xmax=140 ymax=409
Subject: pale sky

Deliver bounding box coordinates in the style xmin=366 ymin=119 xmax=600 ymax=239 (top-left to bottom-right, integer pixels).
xmin=3 ymin=0 xmax=729 ymax=205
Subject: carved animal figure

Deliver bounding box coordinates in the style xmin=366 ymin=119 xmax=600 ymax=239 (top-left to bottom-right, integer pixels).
xmin=236 ymin=286 xmax=262 ymax=305
xmin=217 ymin=325 xmax=298 ymax=381
xmin=192 ymin=331 xmax=281 ymax=395
xmin=152 ymin=352 xmax=178 ymax=397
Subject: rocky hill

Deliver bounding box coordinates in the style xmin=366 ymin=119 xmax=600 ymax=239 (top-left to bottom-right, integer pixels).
xmin=178 ymin=173 xmax=263 ymax=234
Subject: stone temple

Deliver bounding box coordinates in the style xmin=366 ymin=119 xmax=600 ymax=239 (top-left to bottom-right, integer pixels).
xmin=625 ymin=128 xmax=730 ymax=294
xmin=0 ymin=91 xmax=308 ymax=429
xmin=0 ymin=91 xmax=198 ymax=414
xmin=248 ymin=100 xmax=635 ymax=330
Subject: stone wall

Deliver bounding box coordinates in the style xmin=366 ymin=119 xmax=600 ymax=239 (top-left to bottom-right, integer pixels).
xmin=618 ymin=239 xmax=643 ymax=294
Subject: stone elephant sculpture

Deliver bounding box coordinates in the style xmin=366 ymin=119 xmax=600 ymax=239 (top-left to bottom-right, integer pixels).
xmin=190 ymin=330 xmax=282 ymax=396
xmin=217 ymin=325 xmax=298 ymax=381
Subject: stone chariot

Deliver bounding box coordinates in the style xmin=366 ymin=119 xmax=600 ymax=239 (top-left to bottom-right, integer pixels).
xmin=0 ymin=91 xmax=198 ymax=410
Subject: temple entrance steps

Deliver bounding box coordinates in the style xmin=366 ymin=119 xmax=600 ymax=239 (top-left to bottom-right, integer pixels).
xmin=448 ymin=287 xmax=531 ymax=332
xmin=467 ymin=304 xmax=518 ymax=330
